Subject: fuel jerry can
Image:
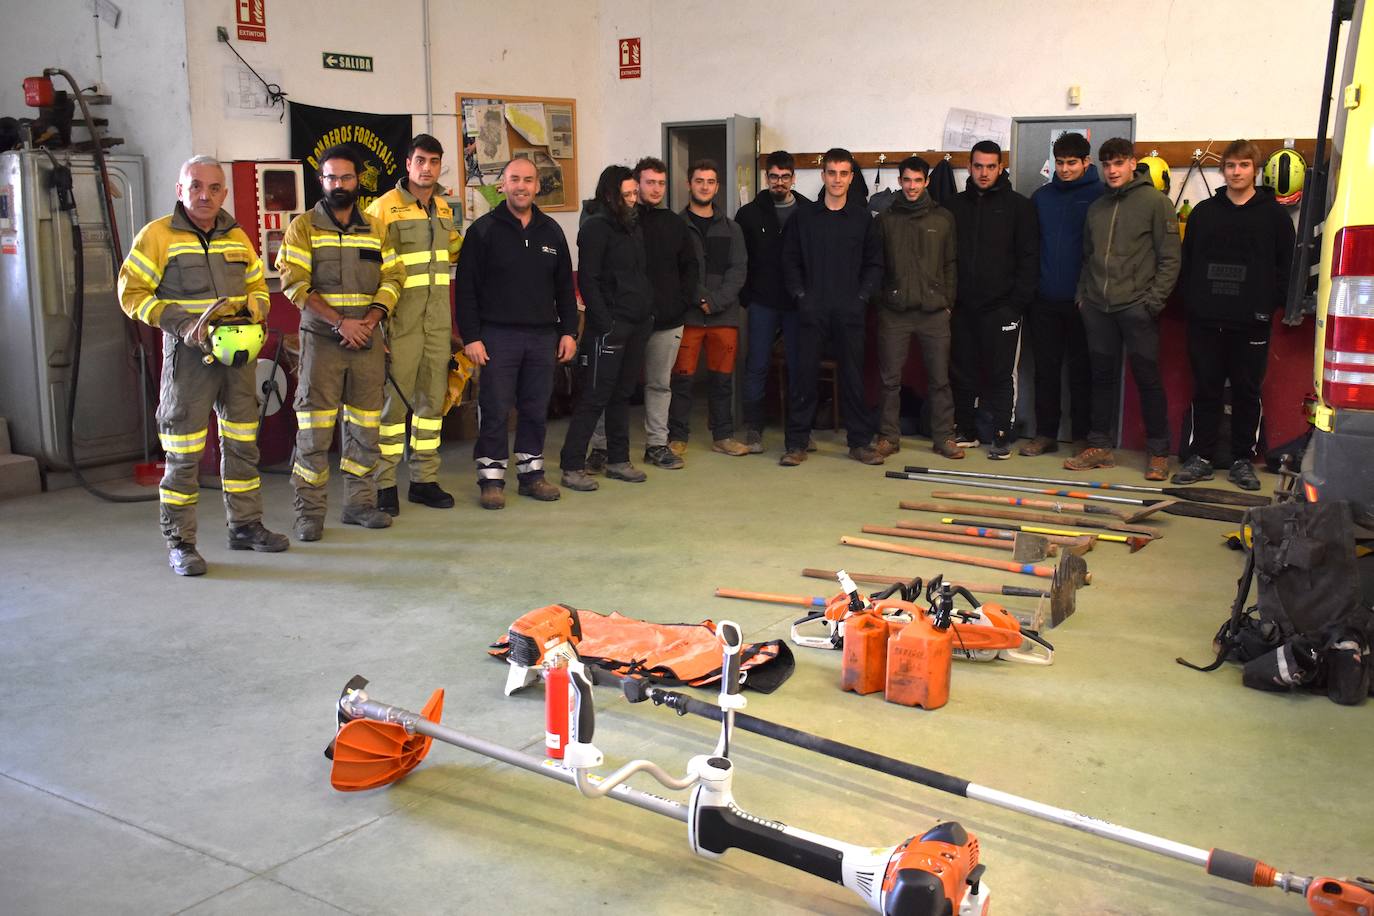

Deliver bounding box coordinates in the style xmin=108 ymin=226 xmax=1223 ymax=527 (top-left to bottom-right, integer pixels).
xmin=841 ymin=612 xmax=889 ymax=694
xmin=885 ymin=613 xmax=952 ymax=710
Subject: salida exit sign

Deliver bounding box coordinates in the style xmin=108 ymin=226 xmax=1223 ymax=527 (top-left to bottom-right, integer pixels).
xmin=619 ymin=38 xmax=641 ymax=79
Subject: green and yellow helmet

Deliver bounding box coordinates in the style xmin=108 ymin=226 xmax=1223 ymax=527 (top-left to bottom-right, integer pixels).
xmin=1137 ymin=155 xmax=1171 ymax=193
xmin=207 ymin=320 xmax=266 ymax=367
xmin=1263 ymin=148 xmax=1306 ymax=205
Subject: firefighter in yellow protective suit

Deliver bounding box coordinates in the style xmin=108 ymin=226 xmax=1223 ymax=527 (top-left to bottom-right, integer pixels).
xmin=277 ymin=146 xmax=406 ymax=541
xmin=364 ymin=134 xmax=462 ymax=514
xmin=117 ymin=155 xmax=289 ymax=577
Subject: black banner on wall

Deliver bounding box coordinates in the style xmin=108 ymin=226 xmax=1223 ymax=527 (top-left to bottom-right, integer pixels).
xmin=289 ymin=102 xmax=410 ymax=211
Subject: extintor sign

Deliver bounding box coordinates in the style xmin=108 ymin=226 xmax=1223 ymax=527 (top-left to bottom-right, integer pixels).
xmin=618 ymin=37 xmax=641 ymax=79
xmin=237 ymin=0 xmax=266 ymax=42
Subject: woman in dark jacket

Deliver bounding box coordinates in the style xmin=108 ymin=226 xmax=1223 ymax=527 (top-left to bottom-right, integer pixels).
xmin=559 ymin=165 xmax=655 ymax=490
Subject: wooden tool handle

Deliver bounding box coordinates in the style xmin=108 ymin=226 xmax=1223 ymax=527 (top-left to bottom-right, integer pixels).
xmin=840 ymin=536 xmax=1055 ymax=579
xmin=714 ymin=588 xmax=817 ymax=607
xmin=860 ymin=524 xmax=1015 ymax=552
xmin=930 ymin=490 xmax=1094 ymax=514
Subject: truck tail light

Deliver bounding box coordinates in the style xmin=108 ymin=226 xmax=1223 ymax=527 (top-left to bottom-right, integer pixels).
xmin=1323 ymin=226 xmax=1374 ymax=409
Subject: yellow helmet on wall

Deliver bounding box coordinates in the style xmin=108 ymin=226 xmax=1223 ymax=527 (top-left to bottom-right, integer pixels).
xmin=1137 ymin=155 xmax=1171 ymax=193
xmin=1263 ymin=148 xmax=1306 ymax=205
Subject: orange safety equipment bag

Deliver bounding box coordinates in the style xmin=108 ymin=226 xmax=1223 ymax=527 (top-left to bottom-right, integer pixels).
xmin=490 ymin=607 xmax=794 ymax=693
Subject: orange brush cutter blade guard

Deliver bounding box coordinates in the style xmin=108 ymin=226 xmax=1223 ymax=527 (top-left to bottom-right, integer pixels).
xmin=330 ymin=689 xmax=444 ymax=791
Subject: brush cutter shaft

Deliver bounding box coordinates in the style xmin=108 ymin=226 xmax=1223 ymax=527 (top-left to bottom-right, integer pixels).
xmin=344 ymin=696 xmax=688 ymax=822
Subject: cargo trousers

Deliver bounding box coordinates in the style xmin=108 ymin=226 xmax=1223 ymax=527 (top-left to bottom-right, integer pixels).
xmin=292 ymin=331 xmax=385 ymax=519
xmin=155 ymin=334 xmax=263 ymax=548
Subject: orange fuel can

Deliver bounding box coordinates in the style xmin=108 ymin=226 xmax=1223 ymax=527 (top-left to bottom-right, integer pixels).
xmin=841 ymin=612 xmax=890 ymax=695
xmin=885 ymin=613 xmax=952 ymax=710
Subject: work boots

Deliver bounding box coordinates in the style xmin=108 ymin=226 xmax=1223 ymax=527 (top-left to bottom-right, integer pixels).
xmin=1171 ymin=454 xmax=1214 ymax=485
xmin=585 ymin=448 xmax=608 ymax=474
xmin=408 ymin=481 xmax=455 ymax=509
xmin=560 ymin=469 xmax=599 ymax=491
xmin=341 ymin=505 xmax=394 ymax=528
xmin=227 ymin=520 xmax=289 ymax=552
xmin=479 ymin=484 xmax=506 ymax=510
xmin=168 ymin=542 xmax=206 ymax=577
xmin=518 ymin=476 xmax=561 ymax=501
xmin=376 ymin=486 xmax=400 ymax=517
xmin=1064 ymin=447 xmax=1116 ymax=471
xmin=605 ymin=462 xmax=647 ymax=482
xmin=1229 ymin=459 xmax=1261 ymax=491
xmin=644 ymin=444 xmax=685 ymax=469
xmin=294 ymin=517 xmax=323 ymax=542
xmin=712 ymin=438 xmax=750 ymax=456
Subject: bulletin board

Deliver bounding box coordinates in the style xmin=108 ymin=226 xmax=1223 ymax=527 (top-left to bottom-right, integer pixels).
xmin=456 ymin=92 xmax=578 ymax=222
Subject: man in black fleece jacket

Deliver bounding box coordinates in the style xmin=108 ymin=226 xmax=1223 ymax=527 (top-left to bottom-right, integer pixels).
xmin=944 ymin=140 xmax=1039 ymax=459
xmin=1173 ymin=139 xmax=1295 ymax=491
xmin=456 ymin=158 xmax=578 ymax=509
xmin=780 ymin=147 xmax=884 ymax=466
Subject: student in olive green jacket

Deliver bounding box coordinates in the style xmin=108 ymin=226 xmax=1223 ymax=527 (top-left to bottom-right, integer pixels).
xmin=1065 ymin=137 xmax=1181 ymax=481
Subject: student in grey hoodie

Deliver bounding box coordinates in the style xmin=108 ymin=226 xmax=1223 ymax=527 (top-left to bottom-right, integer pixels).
xmin=1064 ymin=137 xmax=1181 ymax=481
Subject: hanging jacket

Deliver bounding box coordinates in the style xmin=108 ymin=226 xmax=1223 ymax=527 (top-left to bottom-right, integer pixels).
xmin=1077 ymin=174 xmax=1181 ymax=315
xmin=576 ymin=202 xmax=653 ymax=337
xmin=735 ymin=188 xmax=810 ymax=311
xmin=781 ymin=195 xmax=883 ymax=317
xmin=118 ymin=203 xmax=270 ymax=331
xmin=926 ymin=159 xmax=959 ymax=205
xmin=639 ymin=203 xmax=700 ymax=330
xmin=681 ymin=205 xmax=747 ymax=328
xmin=454 ymin=201 xmax=578 ymax=342
xmin=1031 ymin=164 xmax=1104 ymax=301
xmin=945 ymin=172 xmax=1039 ymax=313
xmin=1180 ymin=185 xmax=1296 ymax=327
xmin=873 ymin=192 xmax=957 ymax=312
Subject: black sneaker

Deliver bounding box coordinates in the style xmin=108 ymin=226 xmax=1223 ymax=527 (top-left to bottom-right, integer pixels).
xmin=586 ymin=448 xmax=608 ymax=474
xmin=1229 ymin=460 xmax=1261 ymax=491
xmin=987 ymin=432 xmax=1011 ymax=460
xmin=955 ymin=429 xmax=980 ymax=448
xmin=227 ymin=521 xmax=289 ymax=552
xmin=1171 ymin=454 xmax=1214 ymax=485
xmin=377 ymin=486 xmax=400 ymax=517
xmin=408 ymin=481 xmax=455 ymax=509
xmin=644 ymin=444 xmax=684 ymax=469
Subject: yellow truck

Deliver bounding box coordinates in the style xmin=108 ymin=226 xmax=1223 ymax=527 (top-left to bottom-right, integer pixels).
xmin=1304 ymin=0 xmax=1374 ymax=527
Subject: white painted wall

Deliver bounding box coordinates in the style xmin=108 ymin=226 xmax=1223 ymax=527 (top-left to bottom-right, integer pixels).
xmin=0 ymin=0 xmax=193 ymax=219
xmin=595 ymin=0 xmax=1340 ymax=175
xmin=182 ymin=0 xmax=602 ymax=252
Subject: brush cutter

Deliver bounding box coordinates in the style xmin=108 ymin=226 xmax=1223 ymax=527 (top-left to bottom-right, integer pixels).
xmin=901 ymin=464 xmax=1272 ymax=507
xmin=614 ymin=681 xmax=1374 ymax=916
xmin=887 ymin=472 xmax=1174 ymax=522
xmin=328 ymin=625 xmax=993 ymax=916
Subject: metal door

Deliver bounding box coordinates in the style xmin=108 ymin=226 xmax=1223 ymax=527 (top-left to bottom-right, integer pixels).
xmin=661 ymin=115 xmax=759 ymax=217
xmin=1009 ymin=116 xmax=1134 ymax=442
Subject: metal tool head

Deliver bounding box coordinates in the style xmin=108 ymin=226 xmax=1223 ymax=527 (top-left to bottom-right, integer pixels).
xmin=1120 ymin=498 xmax=1179 ymax=522
xmin=1048 ymin=553 xmax=1090 ymax=628
xmin=1011 ymin=532 xmax=1052 ymax=563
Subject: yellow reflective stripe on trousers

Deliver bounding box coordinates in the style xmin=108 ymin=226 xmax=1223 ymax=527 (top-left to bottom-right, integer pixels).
xmin=402 ymin=273 xmax=433 ymax=288
xmin=412 ymin=416 xmax=443 ymax=431
xmin=339 ymin=457 xmax=374 ymax=477
xmin=160 ymin=428 xmax=208 ymax=455
xmin=342 ymin=405 xmax=381 ymax=428
xmin=159 ymin=487 xmax=198 ymax=506
xmin=378 ymin=442 xmax=404 ymax=456
xmin=221 ymin=476 xmax=261 ymax=493
xmin=296 ymin=409 xmax=337 ymax=430
xmin=379 ymin=422 xmax=407 ymax=437
xmin=293 ymin=463 xmax=329 ymax=486
xmin=218 ymin=418 xmax=259 ymax=441
xmin=409 ymin=415 xmax=442 ymax=452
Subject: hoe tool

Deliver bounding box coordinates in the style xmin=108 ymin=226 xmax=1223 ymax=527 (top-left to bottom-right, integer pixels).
xmin=900 ymin=464 xmax=1272 ymax=507
xmin=619 ymin=682 xmax=1372 ymax=916
xmin=860 ymin=524 xmax=1058 ymax=560
xmin=900 ymin=499 xmax=1163 ymax=539
xmin=329 ymin=626 xmax=993 ymax=915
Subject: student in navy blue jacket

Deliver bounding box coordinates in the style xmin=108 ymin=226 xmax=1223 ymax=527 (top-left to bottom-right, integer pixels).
xmin=1021 ymin=132 xmax=1103 ymax=456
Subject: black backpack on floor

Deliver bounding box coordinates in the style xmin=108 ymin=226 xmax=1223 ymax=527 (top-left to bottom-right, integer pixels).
xmin=1179 ymin=500 xmax=1374 ymax=705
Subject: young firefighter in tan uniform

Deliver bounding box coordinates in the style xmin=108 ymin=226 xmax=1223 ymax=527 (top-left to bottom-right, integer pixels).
xmin=277 ymin=146 xmax=405 ymax=541
xmin=365 ymin=134 xmax=462 ymax=515
xmin=118 ymin=155 xmax=289 ymax=577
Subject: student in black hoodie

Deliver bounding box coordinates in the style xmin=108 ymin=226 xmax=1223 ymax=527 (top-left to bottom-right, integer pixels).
xmin=456 ymin=157 xmax=579 ymax=509
xmin=559 ymin=166 xmax=654 ymax=491
xmin=780 ymin=147 xmax=884 ymax=466
xmin=735 ymin=151 xmax=808 ymax=452
xmin=945 ymin=140 xmax=1039 ymax=459
xmin=1173 ymin=139 xmax=1295 ymax=491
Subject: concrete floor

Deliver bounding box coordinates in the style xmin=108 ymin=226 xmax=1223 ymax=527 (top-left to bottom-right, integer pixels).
xmin=1 ymin=414 xmax=1370 ymax=916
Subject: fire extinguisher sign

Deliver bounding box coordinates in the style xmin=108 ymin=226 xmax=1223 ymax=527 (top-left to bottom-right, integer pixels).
xmin=618 ymin=38 xmax=641 ymax=79
xmin=237 ymin=0 xmax=266 ymax=42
